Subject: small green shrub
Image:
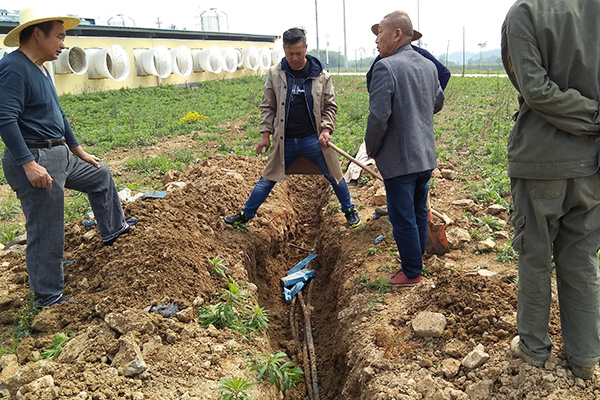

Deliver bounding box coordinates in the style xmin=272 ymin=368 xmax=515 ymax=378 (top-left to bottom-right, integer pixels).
xmin=217 ymin=376 xmax=255 ymax=400
xmin=250 ymin=352 xmax=303 ymax=394
xmin=0 ymin=196 xmax=20 ymax=221
xmin=13 ymin=293 xmax=40 ymax=339
xmin=33 ymin=332 xmax=72 ymax=361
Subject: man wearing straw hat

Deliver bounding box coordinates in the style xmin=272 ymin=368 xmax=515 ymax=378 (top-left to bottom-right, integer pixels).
xmin=0 ymin=8 xmax=136 ymax=306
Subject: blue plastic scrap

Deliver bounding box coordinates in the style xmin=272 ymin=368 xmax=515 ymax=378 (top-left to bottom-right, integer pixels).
xmin=375 ymin=234 xmax=385 ymax=244
xmin=82 ymin=220 xmax=97 ymax=227
xmin=144 ymin=190 xmax=166 ymax=199
xmin=281 ymin=269 xmax=316 ymax=287
xmin=286 ymin=253 xmax=317 ymax=275
xmin=284 ymin=281 xmax=306 ymax=304
xmin=373 ymin=212 xmax=383 ymax=220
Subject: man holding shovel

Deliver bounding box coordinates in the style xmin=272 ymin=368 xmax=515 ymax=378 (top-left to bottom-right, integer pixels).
xmin=224 ymin=27 xmax=360 ymax=228
xmin=365 ymin=10 xmax=444 ymax=286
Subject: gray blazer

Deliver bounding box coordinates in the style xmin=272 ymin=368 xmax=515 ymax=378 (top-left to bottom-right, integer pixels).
xmin=365 ymin=45 xmax=444 ymax=179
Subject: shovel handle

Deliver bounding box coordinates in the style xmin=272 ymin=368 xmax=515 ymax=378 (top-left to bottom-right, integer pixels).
xmin=329 ymin=143 xmax=384 ymax=181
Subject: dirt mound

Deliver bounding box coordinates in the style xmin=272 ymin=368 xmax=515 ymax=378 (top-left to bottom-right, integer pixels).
xmin=0 ymin=147 xmax=598 ymax=399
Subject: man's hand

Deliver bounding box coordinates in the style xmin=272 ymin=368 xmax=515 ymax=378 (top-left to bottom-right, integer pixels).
xmin=22 ymin=160 xmax=53 ymax=189
xmin=256 ymin=131 xmax=272 ymax=155
xmin=318 ymin=129 xmax=332 ymax=147
xmin=71 ymin=145 xmax=100 ymax=168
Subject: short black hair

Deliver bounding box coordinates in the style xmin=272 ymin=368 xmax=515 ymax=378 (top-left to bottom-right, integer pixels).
xmin=20 ymin=20 xmax=58 ymax=43
xmin=282 ymin=28 xmax=306 ymax=46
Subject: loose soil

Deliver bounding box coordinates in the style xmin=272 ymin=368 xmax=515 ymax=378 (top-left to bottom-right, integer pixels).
xmin=0 ymin=133 xmax=598 ymax=399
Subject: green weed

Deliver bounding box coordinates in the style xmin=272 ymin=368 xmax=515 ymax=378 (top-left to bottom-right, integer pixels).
xmin=33 ymin=332 xmax=72 ymax=361
xmin=496 ymin=243 xmax=517 ymax=263
xmin=13 ymin=293 xmax=40 ymax=339
xmin=250 ymin=352 xmax=303 ymax=394
xmin=217 ymin=376 xmax=255 ymax=400
xmin=0 ymin=196 xmax=20 ymax=221
xmin=0 ymin=224 xmax=24 ymax=245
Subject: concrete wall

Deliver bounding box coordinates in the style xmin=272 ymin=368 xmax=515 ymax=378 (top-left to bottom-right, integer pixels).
xmin=0 ymin=35 xmax=279 ymax=95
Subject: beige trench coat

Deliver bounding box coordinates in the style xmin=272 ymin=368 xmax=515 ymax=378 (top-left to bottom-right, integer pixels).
xmin=258 ymin=62 xmax=344 ymax=184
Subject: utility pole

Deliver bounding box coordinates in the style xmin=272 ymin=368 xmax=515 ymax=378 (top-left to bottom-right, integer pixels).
xmin=343 ymin=0 xmax=348 ymax=70
xmin=325 ymin=34 xmax=330 ymax=72
xmin=155 ymin=17 xmax=162 ymax=29
xmin=315 ymin=0 xmax=320 ymax=61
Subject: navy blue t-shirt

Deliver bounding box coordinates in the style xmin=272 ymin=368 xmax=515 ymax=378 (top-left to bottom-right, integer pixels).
xmin=0 ymin=50 xmax=79 ymax=165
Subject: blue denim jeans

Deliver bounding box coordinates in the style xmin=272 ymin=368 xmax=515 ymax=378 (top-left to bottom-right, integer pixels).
xmin=383 ymin=170 xmax=432 ymax=279
xmin=2 ymin=146 xmax=128 ymax=306
xmin=242 ymin=135 xmax=354 ymax=219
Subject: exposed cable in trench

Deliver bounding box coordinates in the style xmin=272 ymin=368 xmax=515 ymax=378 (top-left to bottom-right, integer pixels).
xmin=290 ymin=280 xmax=319 ymax=400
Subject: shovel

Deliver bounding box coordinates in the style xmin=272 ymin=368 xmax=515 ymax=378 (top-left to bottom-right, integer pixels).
xmin=329 ymin=142 xmax=450 ymax=256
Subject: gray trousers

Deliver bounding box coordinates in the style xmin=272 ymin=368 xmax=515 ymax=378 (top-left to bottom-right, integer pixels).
xmin=2 ymin=145 xmax=128 ymax=306
xmin=511 ymin=175 xmax=600 ymax=368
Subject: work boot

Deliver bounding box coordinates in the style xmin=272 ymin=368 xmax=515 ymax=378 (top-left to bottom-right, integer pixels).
xmin=345 ymin=208 xmax=361 ymax=227
xmin=570 ymin=363 xmax=595 ymax=380
xmin=510 ymin=336 xmax=546 ymax=368
xmin=224 ymin=211 xmax=249 ymax=225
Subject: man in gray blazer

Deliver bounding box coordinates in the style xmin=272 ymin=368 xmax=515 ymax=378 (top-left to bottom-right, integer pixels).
xmin=365 ymin=10 xmax=444 ymax=286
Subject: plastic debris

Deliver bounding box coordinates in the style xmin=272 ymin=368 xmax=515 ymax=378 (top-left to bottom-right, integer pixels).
xmin=281 ymin=269 xmax=316 ymax=287
xmin=284 ymin=281 xmax=306 ymax=304
xmin=82 ymin=220 xmax=97 ymax=227
xmin=286 ymin=253 xmax=317 ymax=275
xmin=144 ymin=302 xmax=179 ymax=318
xmin=144 ymin=190 xmax=166 ymax=199
xmin=118 ymin=188 xmax=144 ymax=202
xmin=375 ymin=234 xmax=385 ymax=244
xmin=373 ymin=212 xmax=383 ymax=220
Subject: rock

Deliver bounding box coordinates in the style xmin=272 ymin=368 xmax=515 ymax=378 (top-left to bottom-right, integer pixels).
xmin=415 ymin=375 xmax=436 ymax=397
xmin=477 ymin=269 xmax=498 ymax=279
xmin=465 ymin=379 xmax=493 ymax=400
xmin=441 ymin=169 xmax=456 ymax=180
xmin=494 ymin=230 xmax=510 ymax=240
xmin=176 ymin=306 xmax=196 ymax=323
xmin=447 ymin=228 xmax=471 ymax=248
xmin=462 ymin=344 xmax=490 ymax=369
xmin=477 ymin=238 xmax=496 ymax=252
xmin=372 ymin=186 xmax=387 ymax=206
xmin=451 ymin=199 xmax=475 ymax=208
xmin=105 ymin=309 xmax=156 ymax=335
xmin=440 ymin=358 xmax=462 ymax=378
xmin=3 ymin=233 xmax=27 ymax=250
xmin=112 ymin=332 xmax=147 ymax=377
xmin=58 ymin=333 xmax=91 ymax=364
xmin=412 ymin=311 xmax=447 ymax=337
xmin=142 ymin=335 xmax=163 ymax=357
xmin=15 ymin=375 xmax=56 ymax=398
xmin=83 ymin=230 xmax=96 ymax=241
xmin=444 ymin=339 xmax=468 ymax=358
xmin=487 ymin=204 xmax=507 ymax=215
xmin=31 ymin=307 xmax=66 ymax=333
xmin=165 ymin=181 xmax=187 ymax=191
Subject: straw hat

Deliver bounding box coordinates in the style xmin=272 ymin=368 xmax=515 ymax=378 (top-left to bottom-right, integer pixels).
xmin=370 ymin=23 xmax=422 ymax=41
xmin=4 ymin=7 xmax=80 ymax=47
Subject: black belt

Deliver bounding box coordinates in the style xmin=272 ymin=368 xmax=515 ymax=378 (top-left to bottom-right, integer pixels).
xmin=25 ymin=138 xmax=66 ymax=148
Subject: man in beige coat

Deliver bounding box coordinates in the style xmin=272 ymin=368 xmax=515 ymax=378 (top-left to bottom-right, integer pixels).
xmin=224 ymin=27 xmax=360 ymax=227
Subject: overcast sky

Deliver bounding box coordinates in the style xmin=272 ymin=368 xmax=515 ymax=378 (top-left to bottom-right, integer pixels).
xmin=5 ymin=1 xmax=518 ymax=58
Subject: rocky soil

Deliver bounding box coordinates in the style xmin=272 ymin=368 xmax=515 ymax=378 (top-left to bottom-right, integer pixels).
xmin=0 ymin=133 xmax=598 ymax=399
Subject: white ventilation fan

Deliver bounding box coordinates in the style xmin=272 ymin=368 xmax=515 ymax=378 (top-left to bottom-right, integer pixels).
xmin=191 ymin=46 xmax=223 ymax=74
xmin=170 ymin=46 xmax=193 ymax=76
xmin=270 ymin=48 xmax=284 ymax=66
xmin=241 ymin=46 xmax=259 ymax=71
xmin=235 ymin=48 xmax=243 ymax=69
xmin=0 ymin=47 xmax=16 ymax=59
xmin=139 ymin=45 xmax=172 ymax=78
xmin=86 ymin=45 xmax=130 ymax=81
xmin=258 ymin=46 xmax=272 ymax=70
xmin=54 ymin=46 xmax=88 ymax=75
xmin=221 ymin=46 xmax=238 ymax=73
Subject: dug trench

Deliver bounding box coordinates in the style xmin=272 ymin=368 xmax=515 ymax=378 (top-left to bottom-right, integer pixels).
xmin=1 ymin=152 xmax=599 ymax=399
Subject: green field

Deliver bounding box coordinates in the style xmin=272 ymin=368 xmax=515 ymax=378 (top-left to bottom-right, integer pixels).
xmin=0 ymin=75 xmax=519 ymax=241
